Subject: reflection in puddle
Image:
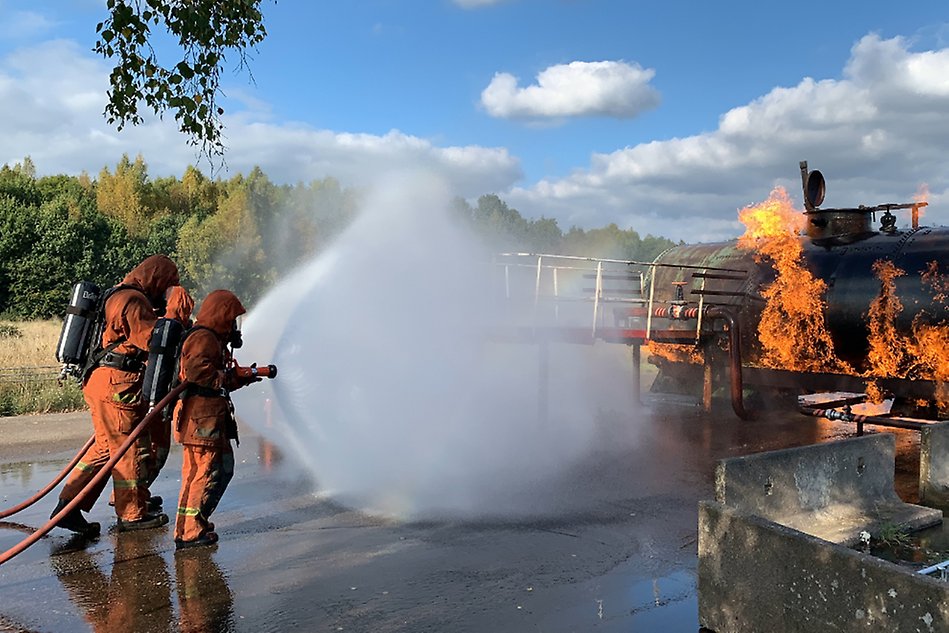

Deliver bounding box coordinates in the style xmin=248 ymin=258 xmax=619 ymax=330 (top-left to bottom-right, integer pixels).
xmin=1 ymin=459 xmax=65 ymax=492
xmin=51 ymin=530 xmax=234 ymax=633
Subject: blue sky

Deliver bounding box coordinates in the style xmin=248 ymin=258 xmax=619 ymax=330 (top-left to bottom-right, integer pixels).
xmin=1 ymin=0 xmax=948 ymax=241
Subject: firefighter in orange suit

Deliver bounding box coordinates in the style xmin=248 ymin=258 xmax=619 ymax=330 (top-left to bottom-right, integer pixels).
xmin=165 ymin=285 xmax=195 ymax=327
xmin=142 ymin=284 xmax=196 ymax=499
xmin=52 ymin=254 xmax=180 ymax=535
xmin=173 ymin=289 xmax=259 ymax=549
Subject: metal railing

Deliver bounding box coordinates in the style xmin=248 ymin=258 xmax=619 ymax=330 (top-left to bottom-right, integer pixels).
xmin=495 ymin=252 xmax=648 ymax=339
xmin=494 ymin=252 xmax=748 ymax=342
xmin=0 ymin=365 xmax=61 ymax=384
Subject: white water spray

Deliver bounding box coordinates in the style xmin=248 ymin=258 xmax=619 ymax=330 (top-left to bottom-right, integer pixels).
xmin=234 ymin=172 xmax=639 ymax=519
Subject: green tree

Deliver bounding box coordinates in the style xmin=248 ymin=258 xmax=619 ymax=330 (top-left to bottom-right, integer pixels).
xmin=95 ymin=0 xmax=269 ymax=156
xmin=0 ymin=161 xmax=41 ymax=208
xmin=471 ymin=194 xmax=531 ymax=251
xmin=176 ymin=177 xmax=269 ymax=302
xmin=96 ymin=154 xmax=152 ymax=236
xmin=0 ymin=197 xmax=38 ymax=316
xmin=3 ymin=192 xmax=117 ymax=318
xmin=273 ymin=177 xmax=359 ymax=273
xmin=524 ymin=217 xmax=563 ymax=253
xmin=561 ymin=224 xmax=675 ymax=262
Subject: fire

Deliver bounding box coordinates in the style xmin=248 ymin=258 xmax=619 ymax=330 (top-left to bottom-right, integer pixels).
xmin=910 ymin=323 xmax=949 ymax=413
xmin=914 ymin=183 xmax=930 ymax=220
xmin=864 ymin=382 xmax=886 ymax=406
xmin=922 ymin=260 xmax=948 ymax=306
xmin=646 ymin=341 xmax=702 ymax=365
xmin=865 ymin=260 xmax=907 ymax=379
xmin=737 ymin=187 xmax=805 ymax=243
xmin=738 ymin=187 xmax=847 ymax=373
xmin=865 ymin=258 xmax=949 ymax=412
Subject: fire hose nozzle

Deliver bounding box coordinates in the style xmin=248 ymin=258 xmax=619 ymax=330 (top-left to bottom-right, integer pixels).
xmin=234 ymin=363 xmax=278 ymax=379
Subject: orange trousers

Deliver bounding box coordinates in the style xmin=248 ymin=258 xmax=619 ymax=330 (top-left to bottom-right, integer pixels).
xmin=144 ymin=415 xmax=172 ymax=489
xmin=59 ymin=391 xmax=151 ymax=521
xmin=175 ymin=444 xmax=234 ymax=542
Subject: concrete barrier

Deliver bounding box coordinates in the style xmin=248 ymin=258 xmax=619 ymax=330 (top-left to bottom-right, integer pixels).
xmin=700 ymin=434 xmax=947 ymax=633
xmin=699 ymin=501 xmax=949 ymax=633
xmin=715 ymin=433 xmax=941 ymax=545
xmin=920 ymin=421 xmax=949 ymax=510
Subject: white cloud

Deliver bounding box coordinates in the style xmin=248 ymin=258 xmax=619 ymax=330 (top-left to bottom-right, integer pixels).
xmin=0 ymin=9 xmax=56 ymax=40
xmin=0 ymin=39 xmax=522 ymax=198
xmin=481 ymin=60 xmax=660 ymax=121
xmin=505 ymin=34 xmax=949 ymax=242
xmin=5 ymin=34 xmax=949 ymax=245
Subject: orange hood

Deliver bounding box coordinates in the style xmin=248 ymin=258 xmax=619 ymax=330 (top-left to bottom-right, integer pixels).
xmin=165 ymin=286 xmax=195 ymax=323
xmin=195 ymin=289 xmax=246 ymax=336
xmin=121 ymin=254 xmax=180 ymax=302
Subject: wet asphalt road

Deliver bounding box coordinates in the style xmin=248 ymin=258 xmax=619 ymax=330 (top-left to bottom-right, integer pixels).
xmin=0 ymin=400 xmax=923 ymax=633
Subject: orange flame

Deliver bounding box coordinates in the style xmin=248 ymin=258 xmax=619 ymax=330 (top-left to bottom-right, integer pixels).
xmin=737 ymin=187 xmax=806 ymax=244
xmin=646 ymin=340 xmax=702 ymax=365
xmin=865 ymin=260 xmax=907 ymax=378
xmin=922 ymin=260 xmax=948 ymax=306
xmin=910 ymin=323 xmax=949 ymax=413
xmin=914 ymin=184 xmax=930 ymax=219
xmin=738 ymin=187 xmax=847 ymax=372
xmin=864 ymin=258 xmax=949 ymax=412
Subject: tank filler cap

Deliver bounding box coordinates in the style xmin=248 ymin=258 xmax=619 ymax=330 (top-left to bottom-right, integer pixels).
xmin=804 ymin=169 xmax=825 ymax=210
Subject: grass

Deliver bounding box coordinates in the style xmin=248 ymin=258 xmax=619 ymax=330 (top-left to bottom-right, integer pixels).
xmin=876 ymin=523 xmax=913 ymax=549
xmin=0 ymin=320 xmax=86 ymax=416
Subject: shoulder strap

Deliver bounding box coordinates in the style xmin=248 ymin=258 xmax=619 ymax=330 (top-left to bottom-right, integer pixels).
xmin=167 ymin=325 xmax=218 ymax=398
xmin=79 ymin=283 xmax=141 ymax=383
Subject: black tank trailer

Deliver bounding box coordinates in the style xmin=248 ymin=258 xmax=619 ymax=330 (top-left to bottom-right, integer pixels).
xmin=644 ymin=162 xmax=948 ymax=422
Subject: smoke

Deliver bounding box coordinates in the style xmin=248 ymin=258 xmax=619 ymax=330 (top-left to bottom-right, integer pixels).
xmin=233 ymin=171 xmax=639 ymax=520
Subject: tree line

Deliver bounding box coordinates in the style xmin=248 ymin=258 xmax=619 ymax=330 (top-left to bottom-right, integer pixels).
xmin=0 ymin=155 xmax=678 ymax=319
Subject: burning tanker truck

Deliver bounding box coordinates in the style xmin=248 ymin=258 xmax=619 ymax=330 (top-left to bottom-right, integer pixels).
xmin=643 ymin=161 xmax=948 ymax=422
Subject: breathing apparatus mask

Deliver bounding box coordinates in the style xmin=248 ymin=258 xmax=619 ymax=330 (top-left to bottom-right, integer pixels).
xmin=152 ymin=292 xmax=168 ymax=316
xmin=152 ymin=276 xmax=180 ymax=316
xmin=229 ymin=315 xmax=244 ymax=349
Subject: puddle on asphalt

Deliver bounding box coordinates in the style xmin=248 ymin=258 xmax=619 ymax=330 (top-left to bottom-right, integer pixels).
xmin=0 ymin=459 xmax=65 ymax=499
xmin=620 ymin=571 xmax=698 ymax=630
xmin=529 ymin=568 xmax=699 ymax=631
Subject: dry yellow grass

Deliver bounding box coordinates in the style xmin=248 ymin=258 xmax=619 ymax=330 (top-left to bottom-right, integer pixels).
xmin=0 ymin=320 xmax=85 ymax=415
xmin=0 ymin=319 xmax=62 ymax=368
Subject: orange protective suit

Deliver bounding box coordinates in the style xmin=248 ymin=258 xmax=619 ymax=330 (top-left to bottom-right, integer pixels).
xmin=59 ymin=255 xmax=179 ymax=523
xmin=172 ymin=289 xmax=255 ymax=545
xmin=143 ymin=284 xmax=196 ymax=491
xmin=165 ymin=285 xmax=195 ymax=327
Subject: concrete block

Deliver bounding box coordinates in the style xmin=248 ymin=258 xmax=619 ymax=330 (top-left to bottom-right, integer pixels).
xmin=699 ymin=501 xmax=949 ymax=633
xmin=920 ymin=421 xmax=949 ymax=510
xmin=715 ymin=434 xmax=942 ymax=545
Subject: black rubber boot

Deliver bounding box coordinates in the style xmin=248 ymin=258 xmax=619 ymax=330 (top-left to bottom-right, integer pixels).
xmin=50 ymin=499 xmax=101 ymax=537
xmin=147 ymin=496 xmax=163 ymax=512
xmin=116 ymin=512 xmax=169 ymax=532
xmin=175 ymin=531 xmax=219 ymax=551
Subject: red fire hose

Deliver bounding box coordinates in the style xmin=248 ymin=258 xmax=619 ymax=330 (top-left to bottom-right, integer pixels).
xmin=0 ymin=435 xmax=96 ymax=520
xmin=0 ymin=382 xmax=188 ymax=566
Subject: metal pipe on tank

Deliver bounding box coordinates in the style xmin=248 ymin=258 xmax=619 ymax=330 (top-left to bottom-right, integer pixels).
xmin=705 ymin=307 xmax=751 ymax=420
